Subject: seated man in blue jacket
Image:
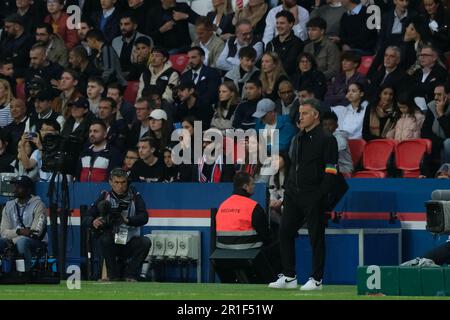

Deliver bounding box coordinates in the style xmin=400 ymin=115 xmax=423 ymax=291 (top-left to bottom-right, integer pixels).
xmin=253 ymin=98 xmax=297 ymax=153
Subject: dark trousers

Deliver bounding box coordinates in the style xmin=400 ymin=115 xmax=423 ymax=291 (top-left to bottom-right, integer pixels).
xmin=424 ymin=241 xmax=450 ymax=265
xmin=279 ymin=191 xmax=326 ymax=280
xmin=99 ymin=233 xmax=151 ymax=279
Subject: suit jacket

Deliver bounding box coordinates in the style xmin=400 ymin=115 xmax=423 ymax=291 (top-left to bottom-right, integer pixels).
xmin=180 ymin=65 xmax=222 ymax=107
xmin=368 ymin=66 xmax=411 ymax=99
xmin=192 ymin=34 xmax=225 ymax=68
xmin=377 ymin=9 xmax=417 ymax=51
xmin=412 ymin=64 xmax=449 ymax=103
xmin=91 ymin=8 xmax=121 ymax=44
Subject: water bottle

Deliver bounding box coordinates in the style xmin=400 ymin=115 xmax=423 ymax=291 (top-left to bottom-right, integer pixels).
xmin=2 ymin=254 xmax=11 ymax=273
xmin=15 ymin=255 xmax=25 ymax=273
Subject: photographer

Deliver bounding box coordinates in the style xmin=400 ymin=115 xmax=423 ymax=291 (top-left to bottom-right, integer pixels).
xmin=0 ymin=176 xmax=47 ymax=271
xmin=84 ymin=168 xmax=151 ymax=281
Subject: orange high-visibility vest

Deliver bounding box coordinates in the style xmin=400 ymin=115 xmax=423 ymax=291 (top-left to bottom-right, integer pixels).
xmin=216 ymin=194 xmax=263 ymax=250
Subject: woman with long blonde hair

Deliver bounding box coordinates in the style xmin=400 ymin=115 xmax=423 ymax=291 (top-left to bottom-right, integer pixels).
xmin=207 ymin=0 xmax=235 ymax=40
xmin=210 ymin=81 xmax=240 ymax=132
xmin=259 ymin=52 xmax=289 ymax=100
xmin=0 ymin=79 xmax=14 ymax=128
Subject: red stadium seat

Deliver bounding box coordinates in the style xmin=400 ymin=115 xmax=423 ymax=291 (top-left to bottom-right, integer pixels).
xmin=395 ymin=139 xmax=432 ymax=178
xmin=123 ymin=81 xmax=139 ymax=105
xmin=357 ymin=56 xmax=374 ymax=76
xmin=348 ymin=139 xmax=366 ymax=169
xmin=352 ymin=139 xmax=396 ymax=177
xmin=16 ymin=81 xmax=25 ymax=100
xmin=170 ymin=54 xmax=189 ymax=73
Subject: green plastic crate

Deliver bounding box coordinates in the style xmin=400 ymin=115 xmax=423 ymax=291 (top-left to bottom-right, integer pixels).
xmin=421 ymin=267 xmax=445 ymax=296
xmin=399 ymin=267 xmax=422 ymax=296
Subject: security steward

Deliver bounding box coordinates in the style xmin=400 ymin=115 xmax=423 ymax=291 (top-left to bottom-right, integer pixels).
xmin=215 ymin=171 xmax=281 ymax=281
xmin=269 ymin=98 xmax=338 ymax=291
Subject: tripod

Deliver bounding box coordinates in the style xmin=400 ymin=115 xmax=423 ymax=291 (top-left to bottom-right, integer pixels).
xmin=47 ymin=172 xmax=71 ymax=280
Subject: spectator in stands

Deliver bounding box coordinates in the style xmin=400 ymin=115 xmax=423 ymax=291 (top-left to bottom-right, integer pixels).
xmin=223 ymin=46 xmax=260 ymax=99
xmin=61 ymin=97 xmax=94 ymax=143
xmin=263 ymin=0 xmax=310 ymax=44
xmin=304 ymin=17 xmax=340 ymax=81
xmin=144 ymin=109 xmax=172 ymax=153
xmin=141 ymin=85 xmax=176 ymax=129
xmin=422 ymin=0 xmax=450 ymax=53
xmin=253 ymin=98 xmax=297 ymax=152
xmin=362 ymin=85 xmax=397 ymax=141
xmin=30 ymin=90 xmax=65 ymax=132
xmin=98 ymin=97 xmax=128 ymax=153
xmin=322 ymin=110 xmax=353 ymax=177
xmin=35 ymin=23 xmax=68 ymax=68
xmin=412 ymin=45 xmax=448 ymax=104
xmin=291 ymin=52 xmax=327 ymax=100
xmin=4 ymin=99 xmax=28 ymax=155
xmin=386 ymin=93 xmax=425 ymax=141
xmin=0 ymin=79 xmax=14 ymax=129
xmin=146 ymin=0 xmax=200 ymax=54
xmin=176 ymin=115 xmax=198 ymax=182
xmin=0 ymin=175 xmax=47 ymax=271
xmin=0 ymin=59 xmax=16 ymax=95
xmin=266 ymin=10 xmax=304 ymax=78
xmin=126 ymin=97 xmax=152 ymax=148
xmin=123 ymin=147 xmax=139 ymax=172
xmin=68 ymin=45 xmax=102 ymax=95
xmin=267 ymin=152 xmax=289 ymax=230
xmin=78 ymin=120 xmax=122 ymax=182
xmin=232 ymin=79 xmax=263 ymax=130
xmin=173 ymin=81 xmax=214 ymax=131
xmin=207 ymin=0 xmax=235 ymax=40
xmin=324 ymin=50 xmax=367 ymax=107
xmin=0 ymin=131 xmax=14 ymax=173
xmin=86 ymin=29 xmax=127 ymax=87
xmin=107 ymin=82 xmax=135 ymax=126
xmin=130 ymin=136 xmax=164 ymax=182
xmin=86 ymin=167 xmax=151 ymax=281
xmin=15 ymin=0 xmax=45 ymax=35
xmin=192 ymin=17 xmax=225 ymax=68
xmin=216 ymin=19 xmax=264 ymax=72
xmin=339 ymin=0 xmax=377 ymax=55
xmin=126 ymin=0 xmax=152 ymax=34
xmin=77 ymin=16 xmax=95 ymax=56
xmin=112 ymin=12 xmax=153 ymax=76
xmin=128 ymin=37 xmax=153 ymax=81
xmin=91 ymin=0 xmax=121 ymax=44
xmin=421 ymin=83 xmax=450 ymax=165
xmin=137 ymin=47 xmax=179 ymax=103
xmin=161 ymin=147 xmax=179 ymax=182
xmin=44 ymin=0 xmax=78 ymax=49
xmin=14 ymin=133 xmax=39 ymax=180
xmin=401 ymin=15 xmax=432 ymax=75
xmin=275 ymin=80 xmax=298 ymax=123
xmin=367 ymin=46 xmax=411 ymax=99
xmin=377 ymin=0 xmax=417 ymax=53
xmin=86 ymin=77 xmax=105 ymax=116
xmin=232 ymin=0 xmax=269 ymax=38
xmin=180 ymin=47 xmax=222 ymax=108
xmin=310 ymin=0 xmax=346 ymax=39
xmin=53 ymin=69 xmax=83 ymax=120
xmin=1 ymin=14 xmax=34 ymax=78
xmin=260 ymin=52 xmax=289 ymax=101
xmin=25 ymin=44 xmax=64 ymax=99
xmin=331 ymin=82 xmax=369 ymax=139
xmin=211 ymin=81 xmax=240 ymax=133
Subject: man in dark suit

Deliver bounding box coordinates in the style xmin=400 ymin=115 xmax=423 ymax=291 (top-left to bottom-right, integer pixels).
xmin=412 ymin=45 xmax=449 ymax=104
xmin=90 ymin=0 xmax=121 ymax=44
xmin=180 ymin=47 xmax=222 ymax=108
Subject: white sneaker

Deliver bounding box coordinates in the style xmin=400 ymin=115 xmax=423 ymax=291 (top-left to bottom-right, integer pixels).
xmin=268 ymin=274 xmax=298 ymax=289
xmin=300 ymin=277 xmax=323 ymax=291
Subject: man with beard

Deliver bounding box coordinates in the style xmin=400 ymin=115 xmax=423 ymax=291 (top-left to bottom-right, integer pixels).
xmin=111 ymin=12 xmax=153 ymax=75
xmin=35 ymin=23 xmax=68 ymax=68
xmin=68 ymin=45 xmax=101 ymax=95
xmin=77 ymin=119 xmax=123 ymax=182
xmin=77 ymin=17 xmax=95 ymax=57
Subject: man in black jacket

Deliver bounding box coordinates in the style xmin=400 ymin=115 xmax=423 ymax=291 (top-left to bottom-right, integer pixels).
xmin=85 ymin=167 xmax=151 ymax=281
xmin=269 ymin=98 xmax=338 ymax=291
xmin=90 ymin=0 xmax=121 ymax=44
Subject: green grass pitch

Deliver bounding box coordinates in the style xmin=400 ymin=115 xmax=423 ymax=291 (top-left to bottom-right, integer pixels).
xmin=0 ymin=282 xmax=450 ymax=300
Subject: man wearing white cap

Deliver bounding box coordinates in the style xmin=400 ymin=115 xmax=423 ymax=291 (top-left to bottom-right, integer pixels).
xmin=253 ymin=98 xmax=297 ymax=153
xmin=144 ymin=109 xmax=170 ymax=153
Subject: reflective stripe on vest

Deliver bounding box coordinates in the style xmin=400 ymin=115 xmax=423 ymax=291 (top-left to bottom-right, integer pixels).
xmin=216 ymin=194 xmax=262 ymax=250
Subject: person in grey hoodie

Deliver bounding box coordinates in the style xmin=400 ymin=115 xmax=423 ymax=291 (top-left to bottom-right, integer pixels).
xmin=0 ymin=176 xmax=47 ymax=271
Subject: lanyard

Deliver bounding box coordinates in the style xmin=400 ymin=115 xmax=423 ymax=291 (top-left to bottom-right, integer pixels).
xmin=15 ymin=202 xmax=29 ymax=228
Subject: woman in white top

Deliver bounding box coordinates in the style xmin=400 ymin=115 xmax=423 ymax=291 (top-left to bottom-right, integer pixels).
xmin=0 ymin=79 xmax=14 ymax=128
xmin=331 ymin=82 xmax=368 ymax=139
xmin=12 ymin=134 xmax=40 ymax=180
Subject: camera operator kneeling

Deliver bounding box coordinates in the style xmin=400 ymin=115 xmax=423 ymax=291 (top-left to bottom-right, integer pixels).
xmin=85 ymin=168 xmax=151 ymax=281
xmin=0 ymin=176 xmax=47 ymax=271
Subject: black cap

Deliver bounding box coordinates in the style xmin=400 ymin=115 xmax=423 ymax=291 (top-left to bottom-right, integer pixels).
xmin=68 ymin=97 xmax=90 ymax=109
xmin=11 ymin=176 xmax=34 ymax=190
xmin=35 ymin=90 xmax=53 ymax=101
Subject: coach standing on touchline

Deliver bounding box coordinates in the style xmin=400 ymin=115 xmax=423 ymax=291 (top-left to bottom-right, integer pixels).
xmin=269 ymin=98 xmax=338 ymax=291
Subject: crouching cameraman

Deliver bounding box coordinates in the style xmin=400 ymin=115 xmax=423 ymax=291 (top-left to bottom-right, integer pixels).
xmin=85 ymin=168 xmax=151 ymax=281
